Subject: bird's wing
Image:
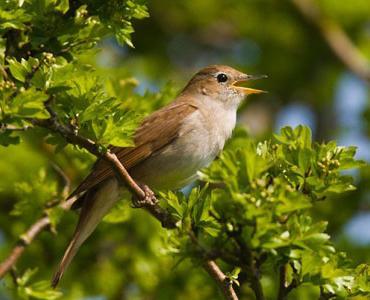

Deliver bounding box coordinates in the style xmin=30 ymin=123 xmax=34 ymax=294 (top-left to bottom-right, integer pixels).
xmin=69 ymin=101 xmax=198 ymax=198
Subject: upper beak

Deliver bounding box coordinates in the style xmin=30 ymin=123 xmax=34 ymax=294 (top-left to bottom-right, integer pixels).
xmin=232 ymin=74 xmax=268 ymax=95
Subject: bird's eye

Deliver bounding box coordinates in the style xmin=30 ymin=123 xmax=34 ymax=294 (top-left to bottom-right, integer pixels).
xmin=217 ymin=73 xmax=228 ymax=83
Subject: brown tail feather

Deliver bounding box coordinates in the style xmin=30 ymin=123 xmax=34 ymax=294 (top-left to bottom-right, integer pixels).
xmin=51 ymin=178 xmax=122 ymax=288
xmin=51 ymin=233 xmax=82 ymax=288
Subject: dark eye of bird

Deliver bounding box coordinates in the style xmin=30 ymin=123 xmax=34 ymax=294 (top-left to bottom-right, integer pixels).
xmin=217 ymin=73 xmax=228 ymax=83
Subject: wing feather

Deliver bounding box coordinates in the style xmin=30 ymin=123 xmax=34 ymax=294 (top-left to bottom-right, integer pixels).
xmin=69 ymin=101 xmax=198 ymax=198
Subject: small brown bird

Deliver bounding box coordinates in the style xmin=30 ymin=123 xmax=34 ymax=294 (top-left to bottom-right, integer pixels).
xmin=52 ymin=65 xmax=266 ymax=287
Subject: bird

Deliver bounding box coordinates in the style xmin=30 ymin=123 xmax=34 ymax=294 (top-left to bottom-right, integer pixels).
xmin=51 ymin=65 xmax=266 ymax=287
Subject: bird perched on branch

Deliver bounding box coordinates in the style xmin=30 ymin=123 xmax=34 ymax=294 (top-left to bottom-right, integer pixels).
xmin=52 ymin=65 xmax=266 ymax=287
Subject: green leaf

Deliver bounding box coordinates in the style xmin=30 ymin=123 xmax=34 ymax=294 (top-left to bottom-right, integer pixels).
xmin=190 ymin=184 xmax=209 ymax=224
xmin=295 ymin=125 xmax=312 ymax=148
xmin=298 ymin=233 xmax=331 ymax=250
xmin=198 ymin=219 xmax=221 ymax=237
xmin=55 ymin=0 xmax=69 ymax=14
xmin=24 ymin=281 xmax=62 ymax=299
xmin=274 ymin=125 xmax=312 ymax=149
xmin=103 ymin=200 xmax=130 ymax=224
xmin=276 ymin=191 xmax=312 ymax=214
xmin=46 ymin=206 xmax=64 ymax=230
xmin=0 ymin=130 xmax=21 ymax=146
xmin=160 ymin=191 xmax=183 ymax=221
xmin=8 ymin=58 xmax=28 ymax=82
xmin=10 ymin=87 xmax=49 ymax=118
xmin=298 ymin=148 xmax=313 ymax=174
xmin=17 ymin=268 xmax=38 ymax=286
xmin=11 ymin=168 xmax=58 ymax=217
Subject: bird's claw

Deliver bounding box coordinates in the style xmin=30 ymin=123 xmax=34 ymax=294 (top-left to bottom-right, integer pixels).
xmin=131 ymin=184 xmax=158 ymax=208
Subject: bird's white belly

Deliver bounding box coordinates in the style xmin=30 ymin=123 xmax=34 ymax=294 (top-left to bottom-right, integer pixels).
xmin=130 ymin=110 xmax=231 ymax=190
xmin=131 ymin=128 xmax=218 ymax=189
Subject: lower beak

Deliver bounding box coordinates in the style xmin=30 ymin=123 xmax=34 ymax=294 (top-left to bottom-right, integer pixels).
xmin=232 ymin=74 xmax=267 ymax=95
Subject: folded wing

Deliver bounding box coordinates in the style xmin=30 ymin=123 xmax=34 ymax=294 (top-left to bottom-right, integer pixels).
xmin=69 ymin=101 xmax=198 ymax=198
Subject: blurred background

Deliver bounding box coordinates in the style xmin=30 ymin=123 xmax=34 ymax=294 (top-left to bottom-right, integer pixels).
xmin=0 ymin=0 xmax=369 ymax=299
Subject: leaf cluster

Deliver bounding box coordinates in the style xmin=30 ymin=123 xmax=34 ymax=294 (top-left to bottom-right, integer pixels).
xmin=161 ymin=126 xmax=369 ymax=298
xmin=1 ymin=0 xmax=148 ymax=150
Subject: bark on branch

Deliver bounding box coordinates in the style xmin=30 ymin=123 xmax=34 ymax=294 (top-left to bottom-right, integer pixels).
xmin=203 ymin=260 xmax=239 ymax=300
xmin=31 ymin=117 xmax=177 ymax=229
xmin=0 ymin=197 xmax=76 ymax=279
xmin=29 ymin=111 xmax=237 ymax=299
xmin=189 ymin=232 xmax=240 ymax=299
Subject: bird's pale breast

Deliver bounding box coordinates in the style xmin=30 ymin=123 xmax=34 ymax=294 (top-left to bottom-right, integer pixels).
xmin=130 ymin=101 xmax=236 ymax=190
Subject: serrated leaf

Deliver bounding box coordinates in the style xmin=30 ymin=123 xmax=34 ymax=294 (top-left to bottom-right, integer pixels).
xmin=10 ymin=87 xmax=49 ymax=118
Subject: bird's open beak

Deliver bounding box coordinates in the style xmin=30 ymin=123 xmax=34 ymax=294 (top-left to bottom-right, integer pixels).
xmin=232 ymin=74 xmax=268 ymax=95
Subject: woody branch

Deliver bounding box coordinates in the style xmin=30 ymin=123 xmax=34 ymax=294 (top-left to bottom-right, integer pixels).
xmin=0 ymin=104 xmax=239 ymax=300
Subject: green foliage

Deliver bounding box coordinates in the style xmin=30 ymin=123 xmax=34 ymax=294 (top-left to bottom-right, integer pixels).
xmin=12 ymin=268 xmax=62 ymax=300
xmin=0 ymin=0 xmax=147 ymax=149
xmin=0 ymin=0 xmax=369 ymax=299
xmin=161 ymin=125 xmax=369 ymax=298
xmin=11 ymin=168 xmax=57 ymax=217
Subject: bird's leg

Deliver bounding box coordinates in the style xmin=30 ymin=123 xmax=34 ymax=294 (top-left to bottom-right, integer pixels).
xmin=131 ymin=183 xmax=158 ymax=208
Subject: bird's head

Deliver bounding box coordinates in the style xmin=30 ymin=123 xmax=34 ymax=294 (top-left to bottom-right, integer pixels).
xmin=182 ymin=65 xmax=267 ymax=108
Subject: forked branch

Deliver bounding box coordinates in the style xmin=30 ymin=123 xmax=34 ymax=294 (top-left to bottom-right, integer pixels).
xmin=0 ymin=110 xmax=239 ymax=299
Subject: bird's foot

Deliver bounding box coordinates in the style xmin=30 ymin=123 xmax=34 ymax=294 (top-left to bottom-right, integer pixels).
xmin=131 ymin=184 xmax=158 ymax=208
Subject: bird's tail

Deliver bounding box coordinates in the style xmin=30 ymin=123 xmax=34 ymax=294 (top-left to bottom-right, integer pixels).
xmin=51 ymin=178 xmax=121 ymax=288
xmin=51 ymin=232 xmax=82 ymax=288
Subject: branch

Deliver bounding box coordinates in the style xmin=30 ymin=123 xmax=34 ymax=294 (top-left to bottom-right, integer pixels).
xmin=189 ymin=231 xmax=239 ymax=300
xmin=0 ymin=196 xmax=77 ymax=279
xmin=277 ymin=263 xmax=298 ymax=300
xmin=50 ymin=162 xmax=71 ymax=199
xmin=0 ymin=124 xmax=32 ymax=132
xmin=319 ymin=286 xmax=333 ymax=300
xmin=0 ymin=63 xmax=8 ymax=80
xmin=291 ymin=0 xmax=370 ymax=82
xmin=203 ymin=260 xmax=239 ymax=300
xmin=27 ymin=108 xmax=233 ymax=299
xmin=233 ymin=235 xmax=265 ymax=300
xmin=277 ymin=264 xmax=287 ymax=300
xmin=31 ymin=117 xmax=177 ymax=229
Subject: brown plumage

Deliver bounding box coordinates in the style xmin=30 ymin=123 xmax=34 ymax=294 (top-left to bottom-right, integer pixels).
xmin=51 ymin=65 xmax=266 ymax=288
xmin=52 ymin=100 xmax=197 ymax=287
xmin=69 ymin=100 xmax=198 ymax=200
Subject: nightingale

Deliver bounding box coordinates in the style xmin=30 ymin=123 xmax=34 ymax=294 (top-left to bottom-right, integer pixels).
xmin=51 ymin=65 xmax=266 ymax=287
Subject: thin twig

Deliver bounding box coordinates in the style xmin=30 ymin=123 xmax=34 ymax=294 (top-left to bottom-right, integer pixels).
xmin=9 ymin=268 xmax=18 ymax=286
xmin=30 ymin=117 xmax=177 ymax=229
xmin=203 ymin=260 xmax=238 ymax=300
xmin=0 ymin=197 xmax=77 ymax=279
xmin=50 ymin=162 xmax=71 ymax=199
xmin=37 ymin=111 xmax=236 ymax=298
xmin=188 ymin=231 xmax=239 ymax=299
xmin=0 ymin=64 xmax=8 ymax=80
xmin=0 ymin=124 xmax=32 ymax=132
xmin=291 ymin=0 xmax=370 ymax=82
xmin=4 ymin=106 xmax=236 ymax=299
xmin=277 ymin=264 xmax=288 ymax=300
xmin=233 ymin=235 xmax=265 ymax=300
xmin=277 ymin=263 xmax=298 ymax=300
xmin=319 ymin=286 xmax=333 ymax=300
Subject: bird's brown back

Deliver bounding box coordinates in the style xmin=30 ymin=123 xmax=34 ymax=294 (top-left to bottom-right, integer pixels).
xmin=69 ymin=100 xmax=198 ymax=199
